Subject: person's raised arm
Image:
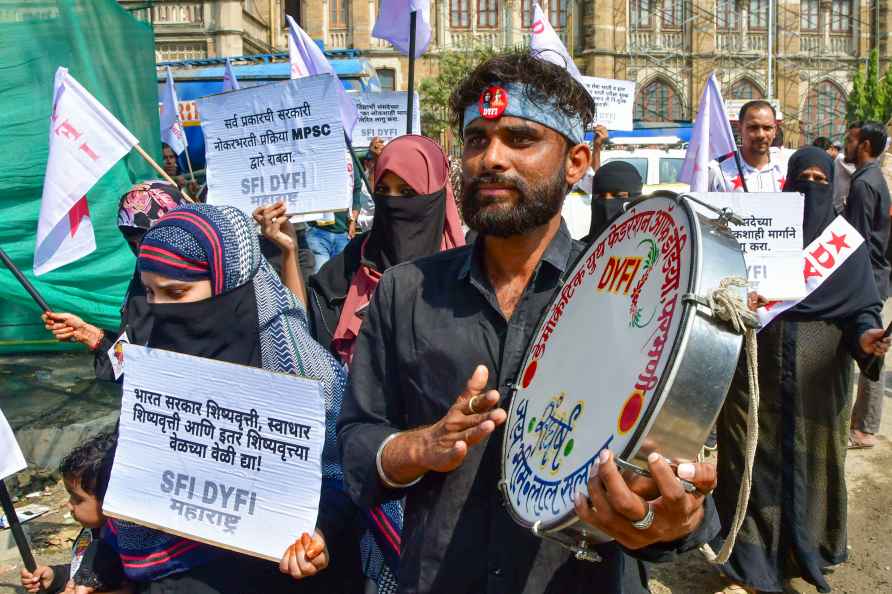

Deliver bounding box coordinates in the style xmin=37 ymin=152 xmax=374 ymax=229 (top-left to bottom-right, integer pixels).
xmin=253 ymin=201 xmax=306 ymax=306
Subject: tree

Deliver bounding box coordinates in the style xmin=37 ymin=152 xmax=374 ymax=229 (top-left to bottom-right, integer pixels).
xmin=417 ymin=47 xmax=498 ymax=142
xmin=863 ymin=48 xmax=884 ymax=121
xmin=846 ymin=48 xmax=892 ymax=124
xmin=846 ymin=64 xmax=865 ymax=124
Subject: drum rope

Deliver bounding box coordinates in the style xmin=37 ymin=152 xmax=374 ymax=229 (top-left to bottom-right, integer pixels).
xmin=699 ymin=277 xmax=759 ymax=566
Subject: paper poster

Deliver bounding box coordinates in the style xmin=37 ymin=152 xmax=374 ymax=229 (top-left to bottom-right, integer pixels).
xmin=580 ymin=76 xmax=636 ymax=131
xmin=689 ymin=192 xmax=805 ymax=300
xmin=0 ymin=406 xmax=26 ymax=480
xmin=104 ymin=345 xmax=326 ymax=561
xmin=198 ymin=74 xmax=351 ymax=217
xmin=351 ymin=92 xmax=420 ymax=146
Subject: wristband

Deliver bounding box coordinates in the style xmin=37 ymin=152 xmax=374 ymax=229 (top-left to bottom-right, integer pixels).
xmin=376 ymin=432 xmax=423 ymax=489
xmin=87 ymin=329 xmax=105 ymax=351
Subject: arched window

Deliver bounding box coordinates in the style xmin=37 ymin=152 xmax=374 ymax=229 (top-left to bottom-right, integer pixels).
xmin=802 ymin=80 xmax=847 ymax=142
xmin=729 ymin=78 xmax=764 ymax=101
xmin=634 ymin=78 xmax=684 ymax=122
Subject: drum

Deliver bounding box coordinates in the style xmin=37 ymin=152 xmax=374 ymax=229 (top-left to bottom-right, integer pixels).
xmin=499 ymin=193 xmax=747 ymax=560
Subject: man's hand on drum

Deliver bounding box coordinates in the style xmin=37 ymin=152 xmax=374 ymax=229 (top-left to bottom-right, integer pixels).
xmin=573 ymin=449 xmax=716 ymax=550
xmin=380 ymin=365 xmax=507 ymax=483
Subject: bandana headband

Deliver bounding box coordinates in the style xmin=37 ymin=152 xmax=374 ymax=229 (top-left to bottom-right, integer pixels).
xmin=462 ymin=82 xmax=585 ymax=145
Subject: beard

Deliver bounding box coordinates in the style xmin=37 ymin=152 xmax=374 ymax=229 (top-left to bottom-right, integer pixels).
xmin=461 ymin=167 xmax=567 ymax=238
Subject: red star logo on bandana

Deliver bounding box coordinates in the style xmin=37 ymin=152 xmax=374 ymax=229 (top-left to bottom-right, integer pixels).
xmin=827 ymin=232 xmax=849 ymax=254
xmin=732 ymin=175 xmax=744 ymax=190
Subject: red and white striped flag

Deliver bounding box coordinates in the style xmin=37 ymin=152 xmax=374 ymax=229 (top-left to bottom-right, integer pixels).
xmin=34 ymin=67 xmax=137 ymax=276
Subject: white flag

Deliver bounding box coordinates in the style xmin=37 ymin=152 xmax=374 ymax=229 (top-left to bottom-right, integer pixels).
xmin=757 ymin=216 xmax=865 ymax=328
xmin=372 ymin=0 xmax=432 ymax=58
xmin=0 ymin=406 xmax=26 ymax=481
xmin=286 ymin=15 xmax=359 ymax=141
xmin=223 ymin=58 xmax=240 ymax=92
xmin=530 ymin=2 xmax=583 ymax=84
xmin=678 ymin=74 xmax=738 ymax=191
xmin=34 ymin=67 xmax=137 ymax=276
xmin=160 ymin=66 xmax=187 ymax=154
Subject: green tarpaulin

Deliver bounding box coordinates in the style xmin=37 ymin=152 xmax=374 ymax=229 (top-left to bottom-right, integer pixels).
xmin=0 ymin=0 xmax=160 ymax=352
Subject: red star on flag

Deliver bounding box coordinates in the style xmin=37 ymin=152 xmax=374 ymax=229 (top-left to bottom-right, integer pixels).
xmin=778 ymin=177 xmax=785 ymax=188
xmin=732 ymin=175 xmax=744 ymax=190
xmin=828 ymin=231 xmax=849 ymax=254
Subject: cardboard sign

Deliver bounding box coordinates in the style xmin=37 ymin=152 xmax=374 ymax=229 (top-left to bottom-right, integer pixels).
xmin=104 ymin=345 xmax=326 ymax=561
xmin=351 ymin=92 xmax=421 ymax=146
xmin=689 ymin=192 xmax=805 ymax=300
xmin=580 ymin=76 xmax=636 ymax=131
xmin=198 ymin=74 xmax=351 ymax=217
xmin=0 ymin=407 xmax=26 ymax=480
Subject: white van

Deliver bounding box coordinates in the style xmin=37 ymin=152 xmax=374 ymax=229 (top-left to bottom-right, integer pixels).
xmin=600 ymin=148 xmax=690 ymax=193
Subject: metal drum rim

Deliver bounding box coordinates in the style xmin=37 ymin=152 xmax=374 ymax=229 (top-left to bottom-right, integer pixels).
xmin=498 ymin=192 xmax=701 ymax=533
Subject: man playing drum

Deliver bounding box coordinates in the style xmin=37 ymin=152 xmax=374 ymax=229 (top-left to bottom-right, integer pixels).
xmin=337 ymin=50 xmax=718 ymax=594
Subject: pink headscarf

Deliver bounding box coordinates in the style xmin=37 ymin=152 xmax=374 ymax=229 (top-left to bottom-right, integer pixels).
xmin=332 ymin=135 xmax=464 ymax=364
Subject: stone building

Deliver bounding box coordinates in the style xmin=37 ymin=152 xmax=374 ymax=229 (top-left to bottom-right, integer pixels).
xmin=117 ymin=0 xmax=290 ymax=63
xmin=300 ymin=0 xmax=891 ymax=145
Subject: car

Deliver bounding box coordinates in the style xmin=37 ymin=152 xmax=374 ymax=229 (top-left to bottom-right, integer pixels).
xmin=600 ymin=147 xmax=689 ymax=194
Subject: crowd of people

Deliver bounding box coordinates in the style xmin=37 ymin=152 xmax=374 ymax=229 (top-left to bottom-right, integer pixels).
xmin=24 ymin=48 xmax=892 ymax=594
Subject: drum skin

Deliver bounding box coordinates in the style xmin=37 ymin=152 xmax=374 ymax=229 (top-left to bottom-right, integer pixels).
xmin=500 ymin=194 xmax=746 ymax=548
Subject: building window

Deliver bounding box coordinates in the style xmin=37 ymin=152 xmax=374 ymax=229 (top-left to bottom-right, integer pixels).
xmin=549 ymin=0 xmax=569 ymax=29
xmin=330 ymin=0 xmax=348 ymax=27
xmin=662 ymin=0 xmax=684 ymax=30
xmin=716 ymin=0 xmax=738 ymax=31
xmin=748 ymin=0 xmax=768 ymax=30
xmin=831 ymin=0 xmax=852 ymax=33
xmin=522 ymin=0 xmax=534 ymax=27
xmin=378 ymin=68 xmax=395 ymax=91
xmin=478 ymin=0 xmax=498 ymax=28
xmin=802 ymin=80 xmax=847 ymax=142
xmin=634 ymin=78 xmax=684 ymax=122
xmin=450 ymin=0 xmax=470 ymax=28
xmin=630 ymin=0 xmax=653 ymax=29
xmin=729 ymin=78 xmax=763 ymax=100
xmin=800 ymin=0 xmax=818 ymax=31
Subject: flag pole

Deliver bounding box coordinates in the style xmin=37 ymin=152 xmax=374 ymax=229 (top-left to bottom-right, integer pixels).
xmin=406 ymin=10 xmax=417 ymax=136
xmin=731 ymin=150 xmax=750 ymax=192
xmin=132 ymin=144 xmax=194 ymax=202
xmin=0 ymin=480 xmax=38 ymax=574
xmin=344 ymin=132 xmax=373 ymax=195
xmin=0 ymin=247 xmax=51 ymax=312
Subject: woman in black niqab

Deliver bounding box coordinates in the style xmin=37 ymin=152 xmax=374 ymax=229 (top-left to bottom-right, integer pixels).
xmin=712 ymin=146 xmax=889 ymax=594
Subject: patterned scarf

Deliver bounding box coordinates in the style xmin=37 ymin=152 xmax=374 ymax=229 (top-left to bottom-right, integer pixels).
xmin=118 ymin=205 xmax=347 ymax=581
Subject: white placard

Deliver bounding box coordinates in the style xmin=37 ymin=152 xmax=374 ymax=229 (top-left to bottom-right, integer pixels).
xmin=689 ymin=192 xmax=805 ymax=300
xmin=351 ymin=91 xmax=420 ymax=146
xmin=198 ymin=74 xmax=350 ymax=217
xmin=580 ymin=76 xmax=636 ymax=131
xmin=104 ymin=345 xmax=326 ymax=561
xmin=0 ymin=407 xmax=26 ymax=480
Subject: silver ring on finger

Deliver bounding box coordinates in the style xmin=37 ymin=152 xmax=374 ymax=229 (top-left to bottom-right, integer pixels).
xmin=468 ymin=395 xmax=481 ymax=414
xmin=631 ymin=501 xmax=655 ymax=530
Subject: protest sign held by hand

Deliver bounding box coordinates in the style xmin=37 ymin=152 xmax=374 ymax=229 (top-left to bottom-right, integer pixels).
xmin=103 ymin=345 xmax=326 ymax=562
xmin=198 ymin=75 xmax=351 ymax=218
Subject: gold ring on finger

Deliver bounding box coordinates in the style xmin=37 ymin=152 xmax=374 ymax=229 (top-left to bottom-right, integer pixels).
xmin=468 ymin=395 xmax=481 ymax=414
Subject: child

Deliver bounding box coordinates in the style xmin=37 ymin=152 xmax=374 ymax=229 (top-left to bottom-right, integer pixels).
xmin=20 ymin=431 xmax=126 ymax=594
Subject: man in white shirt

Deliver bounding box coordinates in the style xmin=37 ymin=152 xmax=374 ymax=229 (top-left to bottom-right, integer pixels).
xmin=708 ymin=100 xmax=787 ymax=193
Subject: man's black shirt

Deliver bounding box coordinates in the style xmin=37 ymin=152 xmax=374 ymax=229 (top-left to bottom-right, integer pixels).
xmin=338 ymin=222 xmax=718 ymax=594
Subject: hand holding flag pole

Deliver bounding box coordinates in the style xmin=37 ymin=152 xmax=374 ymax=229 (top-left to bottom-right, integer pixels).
xmin=863 ymin=320 xmax=892 ymax=380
